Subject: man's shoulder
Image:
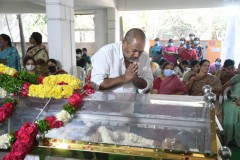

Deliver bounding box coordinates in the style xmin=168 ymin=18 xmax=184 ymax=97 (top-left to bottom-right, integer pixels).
xmin=100 ymin=42 xmax=121 ymax=50
xmin=95 ymin=42 xmax=121 ymax=55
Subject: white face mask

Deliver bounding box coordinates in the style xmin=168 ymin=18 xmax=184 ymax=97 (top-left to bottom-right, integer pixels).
xmin=76 ymin=54 xmax=82 ymax=58
xmin=179 ymin=41 xmax=185 ymax=45
xmin=26 ymin=65 xmax=35 ymax=71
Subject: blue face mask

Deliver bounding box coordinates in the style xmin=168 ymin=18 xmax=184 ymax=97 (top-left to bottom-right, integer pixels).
xmin=168 ymin=43 xmax=174 ymax=47
xmin=194 ymin=41 xmax=199 ymax=45
xmin=164 ymin=69 xmax=174 ymax=77
xmin=155 ymin=41 xmax=160 ymax=45
xmin=215 ymin=61 xmax=221 ymax=66
xmin=186 ymin=45 xmax=191 ymax=49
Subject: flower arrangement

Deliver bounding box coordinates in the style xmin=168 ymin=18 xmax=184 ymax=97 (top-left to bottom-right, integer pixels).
xmin=0 ymin=64 xmax=17 ymax=76
xmin=0 ymin=98 xmax=17 ymax=124
xmin=0 ymin=64 xmax=82 ymax=99
xmin=0 ymin=65 xmax=95 ymax=159
xmin=28 ymin=84 xmax=74 ymax=99
xmin=3 ymin=122 xmax=39 ymax=159
xmin=42 ymin=74 xmax=82 ymax=90
xmin=1 ymin=89 xmax=93 ymax=160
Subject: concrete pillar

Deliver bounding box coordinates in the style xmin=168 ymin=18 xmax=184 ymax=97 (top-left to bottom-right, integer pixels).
xmin=45 ymin=0 xmax=75 ymax=73
xmin=94 ymin=9 xmax=107 ymax=50
xmin=107 ymin=8 xmax=119 ymax=43
xmin=94 ymin=8 xmax=119 ymax=51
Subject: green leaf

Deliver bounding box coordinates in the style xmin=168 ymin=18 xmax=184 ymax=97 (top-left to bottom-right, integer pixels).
xmin=37 ymin=119 xmax=49 ymax=134
xmin=63 ymin=103 xmax=77 ymax=115
xmin=4 ymin=98 xmax=17 ymax=105
xmin=17 ymin=71 xmax=38 ymax=84
xmin=8 ymin=132 xmax=17 ymax=146
xmin=0 ymin=74 xmax=23 ymax=94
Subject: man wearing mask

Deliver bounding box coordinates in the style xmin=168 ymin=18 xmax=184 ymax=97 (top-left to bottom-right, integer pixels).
xmin=91 ymin=28 xmax=153 ymax=93
xmin=149 ymin=38 xmax=162 ymax=64
xmin=179 ymin=41 xmax=198 ymax=62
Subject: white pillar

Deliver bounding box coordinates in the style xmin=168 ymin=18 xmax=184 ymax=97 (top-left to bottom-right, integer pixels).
xmin=107 ymin=8 xmax=119 ymax=43
xmin=46 ymin=0 xmax=75 ymax=73
xmin=94 ymin=9 xmax=107 ymax=50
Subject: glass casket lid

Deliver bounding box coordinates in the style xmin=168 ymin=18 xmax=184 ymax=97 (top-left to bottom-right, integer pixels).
xmin=44 ymin=92 xmax=213 ymax=154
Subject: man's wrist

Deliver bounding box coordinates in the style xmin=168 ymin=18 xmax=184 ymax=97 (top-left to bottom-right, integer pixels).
xmin=121 ymin=75 xmax=128 ymax=84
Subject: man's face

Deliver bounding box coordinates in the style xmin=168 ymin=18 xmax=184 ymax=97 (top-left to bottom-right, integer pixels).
xmin=122 ymin=38 xmax=145 ymax=62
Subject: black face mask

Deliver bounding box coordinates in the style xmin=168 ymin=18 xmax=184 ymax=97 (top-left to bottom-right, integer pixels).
xmin=48 ymin=66 xmax=56 ymax=73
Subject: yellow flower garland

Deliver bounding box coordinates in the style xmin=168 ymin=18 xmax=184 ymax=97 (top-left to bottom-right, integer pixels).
xmin=0 ymin=64 xmax=17 ymax=76
xmin=28 ymin=84 xmax=74 ymax=99
xmin=42 ymin=74 xmax=82 ymax=90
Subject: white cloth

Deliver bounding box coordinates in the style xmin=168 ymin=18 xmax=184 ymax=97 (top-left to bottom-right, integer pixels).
xmin=91 ymin=42 xmax=153 ymax=93
xmin=221 ymin=7 xmax=240 ymax=66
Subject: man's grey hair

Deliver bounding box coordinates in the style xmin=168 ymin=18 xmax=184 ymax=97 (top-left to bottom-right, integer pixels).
xmin=124 ymin=28 xmax=146 ymax=44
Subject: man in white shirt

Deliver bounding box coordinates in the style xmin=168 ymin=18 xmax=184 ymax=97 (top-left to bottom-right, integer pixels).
xmin=91 ymin=28 xmax=153 ymax=93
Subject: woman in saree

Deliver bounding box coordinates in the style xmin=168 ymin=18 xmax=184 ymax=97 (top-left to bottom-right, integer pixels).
xmin=222 ymin=74 xmax=240 ymax=146
xmin=151 ymin=62 xmax=187 ymax=95
xmin=216 ymin=59 xmax=235 ymax=85
xmin=0 ymin=33 xmax=21 ymax=71
xmin=186 ymin=59 xmax=222 ymax=122
xmin=187 ymin=59 xmax=222 ymax=96
xmin=26 ymin=32 xmax=48 ymax=63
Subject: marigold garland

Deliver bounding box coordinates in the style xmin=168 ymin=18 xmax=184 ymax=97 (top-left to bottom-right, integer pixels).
xmin=28 ymin=84 xmax=74 ymax=99
xmin=42 ymin=74 xmax=82 ymax=90
xmin=0 ymin=64 xmax=17 ymax=76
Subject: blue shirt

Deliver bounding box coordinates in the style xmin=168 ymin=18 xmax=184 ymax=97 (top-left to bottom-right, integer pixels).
xmin=150 ymin=44 xmax=162 ymax=63
xmin=0 ymin=47 xmax=21 ymax=71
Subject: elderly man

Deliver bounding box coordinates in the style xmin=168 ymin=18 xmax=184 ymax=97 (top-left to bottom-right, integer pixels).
xmin=91 ymin=28 xmax=153 ymax=93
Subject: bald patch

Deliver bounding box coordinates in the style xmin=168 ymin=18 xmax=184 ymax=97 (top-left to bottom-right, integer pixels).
xmin=124 ymin=28 xmax=146 ymax=44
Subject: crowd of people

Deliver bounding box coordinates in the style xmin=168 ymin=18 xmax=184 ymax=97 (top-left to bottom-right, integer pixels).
xmin=0 ymin=32 xmax=71 ymax=76
xmin=90 ymin=28 xmax=240 ymax=156
xmin=1 ymin=28 xmax=240 ymax=154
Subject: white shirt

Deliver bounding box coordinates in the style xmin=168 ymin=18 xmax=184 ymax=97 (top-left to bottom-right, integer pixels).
xmin=91 ymin=42 xmax=153 ymax=93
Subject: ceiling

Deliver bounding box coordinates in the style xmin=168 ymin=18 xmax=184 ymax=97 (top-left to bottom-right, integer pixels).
xmin=0 ymin=0 xmax=240 ymax=13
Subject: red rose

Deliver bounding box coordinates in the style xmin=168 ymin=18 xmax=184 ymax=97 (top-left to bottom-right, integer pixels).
xmin=2 ymin=102 xmax=15 ymax=113
xmin=17 ymin=133 xmax=32 ymax=144
xmin=51 ymin=120 xmax=64 ymax=128
xmin=68 ymin=93 xmax=83 ymax=108
xmin=20 ymin=82 xmax=32 ymax=97
xmin=83 ymin=84 xmax=95 ymax=96
xmin=18 ymin=122 xmax=38 ymax=138
xmin=45 ymin=116 xmax=64 ymax=129
xmin=0 ymin=102 xmax=15 ymax=123
xmin=37 ymin=76 xmax=45 ymax=84
xmin=3 ymin=153 xmax=22 ymax=160
xmin=11 ymin=141 xmax=29 ymax=158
